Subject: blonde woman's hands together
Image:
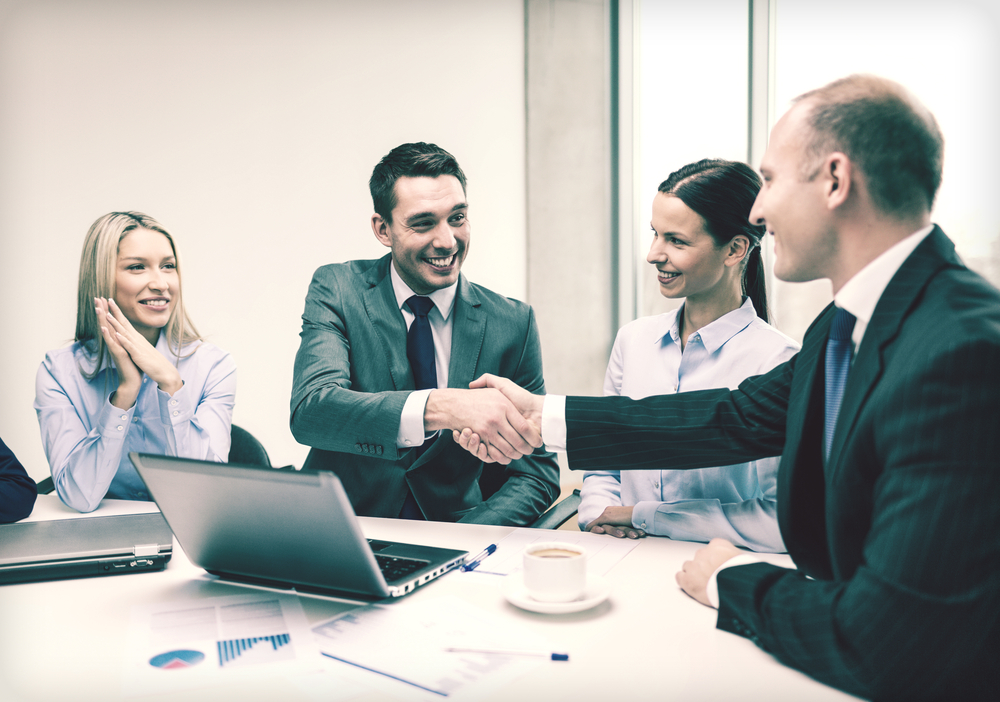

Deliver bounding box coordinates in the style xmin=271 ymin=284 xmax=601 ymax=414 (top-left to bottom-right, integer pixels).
xmin=95 ymin=297 xmax=182 ymax=410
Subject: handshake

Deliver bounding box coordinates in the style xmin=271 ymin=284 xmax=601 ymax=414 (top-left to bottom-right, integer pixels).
xmin=424 ymin=374 xmax=546 ymax=465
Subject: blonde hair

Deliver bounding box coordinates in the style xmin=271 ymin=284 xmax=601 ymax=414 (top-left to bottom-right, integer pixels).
xmin=75 ymin=211 xmax=201 ymax=379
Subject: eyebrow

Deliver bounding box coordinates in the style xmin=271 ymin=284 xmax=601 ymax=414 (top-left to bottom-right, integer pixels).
xmin=404 ymin=203 xmax=468 ymax=226
xmin=119 ymin=255 xmax=176 ymax=263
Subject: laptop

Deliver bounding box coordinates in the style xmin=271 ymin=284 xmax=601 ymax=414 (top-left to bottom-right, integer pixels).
xmin=128 ymin=452 xmax=469 ymax=599
xmin=0 ymin=512 xmax=173 ymax=585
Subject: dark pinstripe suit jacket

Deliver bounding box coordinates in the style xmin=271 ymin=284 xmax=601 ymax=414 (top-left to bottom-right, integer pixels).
xmin=290 ymin=254 xmax=559 ymax=526
xmin=566 ymin=228 xmax=1000 ymax=700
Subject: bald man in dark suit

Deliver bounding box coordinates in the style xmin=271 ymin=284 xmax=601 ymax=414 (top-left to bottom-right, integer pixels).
xmin=461 ymin=76 xmax=1000 ymax=700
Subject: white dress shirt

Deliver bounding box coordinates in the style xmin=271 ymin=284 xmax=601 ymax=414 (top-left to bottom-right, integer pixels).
xmin=391 ymin=263 xmax=459 ymax=448
xmin=578 ymin=299 xmax=798 ymax=552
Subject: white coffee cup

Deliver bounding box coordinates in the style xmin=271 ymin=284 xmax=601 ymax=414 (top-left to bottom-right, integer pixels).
xmin=522 ymin=542 xmax=587 ymax=602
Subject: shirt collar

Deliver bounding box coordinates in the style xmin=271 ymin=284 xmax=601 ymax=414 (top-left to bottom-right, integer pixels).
xmin=834 ymin=224 xmax=934 ymax=348
xmin=389 ymin=262 xmax=458 ymax=322
xmin=657 ymin=297 xmax=758 ymax=354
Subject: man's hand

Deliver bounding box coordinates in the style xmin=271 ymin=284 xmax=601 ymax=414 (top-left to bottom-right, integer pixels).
xmin=450 ymin=374 xmax=546 ymax=463
xmin=676 ymin=538 xmax=742 ymax=607
xmin=469 ymin=374 xmax=544 ymax=428
xmin=585 ymin=506 xmax=646 ymax=539
xmin=424 ymin=388 xmax=540 ymax=464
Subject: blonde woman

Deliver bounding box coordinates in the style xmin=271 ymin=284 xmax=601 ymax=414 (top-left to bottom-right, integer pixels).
xmin=35 ymin=212 xmax=236 ymax=512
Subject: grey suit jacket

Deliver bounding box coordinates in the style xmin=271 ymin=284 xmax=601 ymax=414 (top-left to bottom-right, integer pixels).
xmin=564 ymin=228 xmax=1000 ymax=700
xmin=290 ymin=254 xmax=560 ymax=525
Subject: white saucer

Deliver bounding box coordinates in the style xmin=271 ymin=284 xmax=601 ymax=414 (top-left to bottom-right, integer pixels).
xmin=502 ymin=574 xmax=611 ymax=614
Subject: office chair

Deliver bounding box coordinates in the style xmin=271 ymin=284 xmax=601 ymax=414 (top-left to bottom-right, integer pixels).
xmin=528 ymin=489 xmax=581 ymax=529
xmin=33 ymin=426 xmax=272 ymax=498
xmin=228 ymin=425 xmax=272 ymax=468
xmin=480 ymin=463 xmax=581 ymax=529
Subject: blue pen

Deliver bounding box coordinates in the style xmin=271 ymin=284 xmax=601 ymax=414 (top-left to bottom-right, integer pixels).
xmin=459 ymin=544 xmax=497 ymax=571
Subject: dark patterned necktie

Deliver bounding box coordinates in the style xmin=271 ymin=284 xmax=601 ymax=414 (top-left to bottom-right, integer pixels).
xmin=824 ymin=307 xmax=856 ymax=461
xmin=406 ymin=296 xmax=437 ymax=391
xmin=401 ymin=295 xmax=437 ymax=519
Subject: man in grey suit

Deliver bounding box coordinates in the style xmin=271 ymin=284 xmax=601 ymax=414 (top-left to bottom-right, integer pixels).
xmin=459 ymin=76 xmax=999 ymax=699
xmin=290 ymin=142 xmax=558 ymax=525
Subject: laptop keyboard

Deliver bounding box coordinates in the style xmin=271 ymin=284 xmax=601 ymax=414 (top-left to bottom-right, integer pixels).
xmin=374 ymin=554 xmax=426 ymax=583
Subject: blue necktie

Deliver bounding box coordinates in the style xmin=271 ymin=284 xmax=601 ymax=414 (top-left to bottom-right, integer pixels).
xmin=824 ymin=307 xmax=856 ymax=461
xmin=401 ymin=296 xmax=437 ymax=519
xmin=406 ymin=296 xmax=437 ymax=392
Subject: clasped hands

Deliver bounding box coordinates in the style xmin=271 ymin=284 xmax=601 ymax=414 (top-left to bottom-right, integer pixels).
xmin=421 ymin=374 xmax=543 ymax=465
xmin=94 ymin=297 xmax=183 ymax=410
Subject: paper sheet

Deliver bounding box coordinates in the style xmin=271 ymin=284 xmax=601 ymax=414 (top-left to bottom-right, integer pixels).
xmin=460 ymin=527 xmax=640 ymax=577
xmin=123 ymin=592 xmax=341 ymax=697
xmin=313 ymin=595 xmax=561 ymax=700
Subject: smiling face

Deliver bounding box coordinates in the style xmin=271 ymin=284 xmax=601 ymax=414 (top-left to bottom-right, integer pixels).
xmin=372 ymin=175 xmax=469 ymax=294
xmin=114 ymin=227 xmax=178 ymax=344
xmin=647 ymin=193 xmax=740 ymax=304
xmin=749 ymin=103 xmax=838 ymax=283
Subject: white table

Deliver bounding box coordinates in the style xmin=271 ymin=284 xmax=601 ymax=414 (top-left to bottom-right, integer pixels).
xmin=0 ymin=495 xmax=858 ymax=702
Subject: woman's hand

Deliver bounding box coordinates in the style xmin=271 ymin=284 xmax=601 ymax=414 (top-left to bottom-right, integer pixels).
xmin=96 ymin=298 xmax=142 ymax=409
xmin=585 ymin=506 xmax=647 ymax=539
xmin=98 ymin=298 xmax=183 ymax=398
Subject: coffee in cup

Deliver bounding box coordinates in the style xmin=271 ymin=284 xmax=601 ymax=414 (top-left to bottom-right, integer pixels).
xmin=522 ymin=542 xmax=587 ymax=602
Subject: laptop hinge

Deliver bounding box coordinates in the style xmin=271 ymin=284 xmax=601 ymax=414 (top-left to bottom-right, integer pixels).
xmin=133 ymin=544 xmax=159 ymax=557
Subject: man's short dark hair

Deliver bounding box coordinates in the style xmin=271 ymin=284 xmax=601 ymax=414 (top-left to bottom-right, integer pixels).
xmin=795 ymin=74 xmax=944 ymax=218
xmin=369 ymin=142 xmax=468 ymax=222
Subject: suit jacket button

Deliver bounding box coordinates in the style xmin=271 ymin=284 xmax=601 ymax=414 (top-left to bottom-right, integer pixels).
xmin=355 ymin=443 xmax=363 ymax=452
xmin=376 ymin=446 xmax=383 ymax=456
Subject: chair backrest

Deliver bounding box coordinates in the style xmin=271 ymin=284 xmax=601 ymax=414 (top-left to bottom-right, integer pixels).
xmin=228 ymin=425 xmax=271 ymax=468
xmin=34 ymin=427 xmax=272 ymax=494
xmin=528 ymin=489 xmax=581 ymax=530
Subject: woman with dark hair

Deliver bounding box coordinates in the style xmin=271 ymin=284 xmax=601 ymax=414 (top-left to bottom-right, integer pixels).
xmin=578 ymin=159 xmax=798 ymax=551
xmin=34 ymin=212 xmax=236 ymax=513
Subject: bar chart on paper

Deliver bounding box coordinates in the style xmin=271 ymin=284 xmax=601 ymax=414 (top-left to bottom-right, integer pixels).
xmin=217 ymin=633 xmax=294 ymax=667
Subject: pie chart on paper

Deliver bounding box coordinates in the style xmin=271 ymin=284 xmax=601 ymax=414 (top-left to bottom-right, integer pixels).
xmin=148 ymin=650 xmax=206 ymax=670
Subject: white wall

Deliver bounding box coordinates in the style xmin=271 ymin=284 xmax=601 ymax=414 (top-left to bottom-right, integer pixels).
xmin=0 ymin=0 xmax=527 ymax=479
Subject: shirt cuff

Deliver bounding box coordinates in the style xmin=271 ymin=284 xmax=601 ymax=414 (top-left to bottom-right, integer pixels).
xmin=706 ymin=554 xmax=763 ymax=609
xmin=158 ymin=382 xmax=192 ymax=425
xmin=631 ymin=501 xmax=658 ymax=532
xmin=397 ymin=389 xmax=434 ymax=449
xmin=99 ymin=396 xmax=135 ymax=438
xmin=541 ymin=395 xmax=567 ymax=451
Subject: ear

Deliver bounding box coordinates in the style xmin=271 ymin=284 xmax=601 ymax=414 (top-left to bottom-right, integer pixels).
xmin=371 ymin=213 xmax=392 ymax=248
xmin=824 ymin=152 xmax=852 ymax=210
xmin=724 ymin=235 xmax=750 ymax=267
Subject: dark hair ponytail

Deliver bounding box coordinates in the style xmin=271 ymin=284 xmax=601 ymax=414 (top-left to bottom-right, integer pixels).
xmin=743 ymin=244 xmax=768 ymax=323
xmin=659 ymin=158 xmax=769 ymax=322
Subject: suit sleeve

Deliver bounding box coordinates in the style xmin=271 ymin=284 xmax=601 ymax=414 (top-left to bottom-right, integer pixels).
xmin=716 ymin=336 xmax=1000 ymax=701
xmin=0 ymin=436 xmax=36 ymax=523
xmin=290 ymin=267 xmax=410 ymax=461
xmin=458 ymin=307 xmax=560 ymax=526
xmin=565 ymin=356 xmax=794 ymax=472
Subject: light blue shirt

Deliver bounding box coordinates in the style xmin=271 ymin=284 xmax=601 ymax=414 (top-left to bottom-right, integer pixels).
xmin=578 ymin=298 xmax=799 ymax=552
xmin=34 ymin=332 xmax=236 ymax=512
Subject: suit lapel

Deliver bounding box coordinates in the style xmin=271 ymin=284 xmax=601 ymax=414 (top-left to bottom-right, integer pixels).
xmin=779 ymin=303 xmax=835 ymax=577
xmin=447 ymin=275 xmax=485 ymax=389
xmin=826 ymin=227 xmax=957 ymax=476
xmin=361 ymin=255 xmax=413 ymax=391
